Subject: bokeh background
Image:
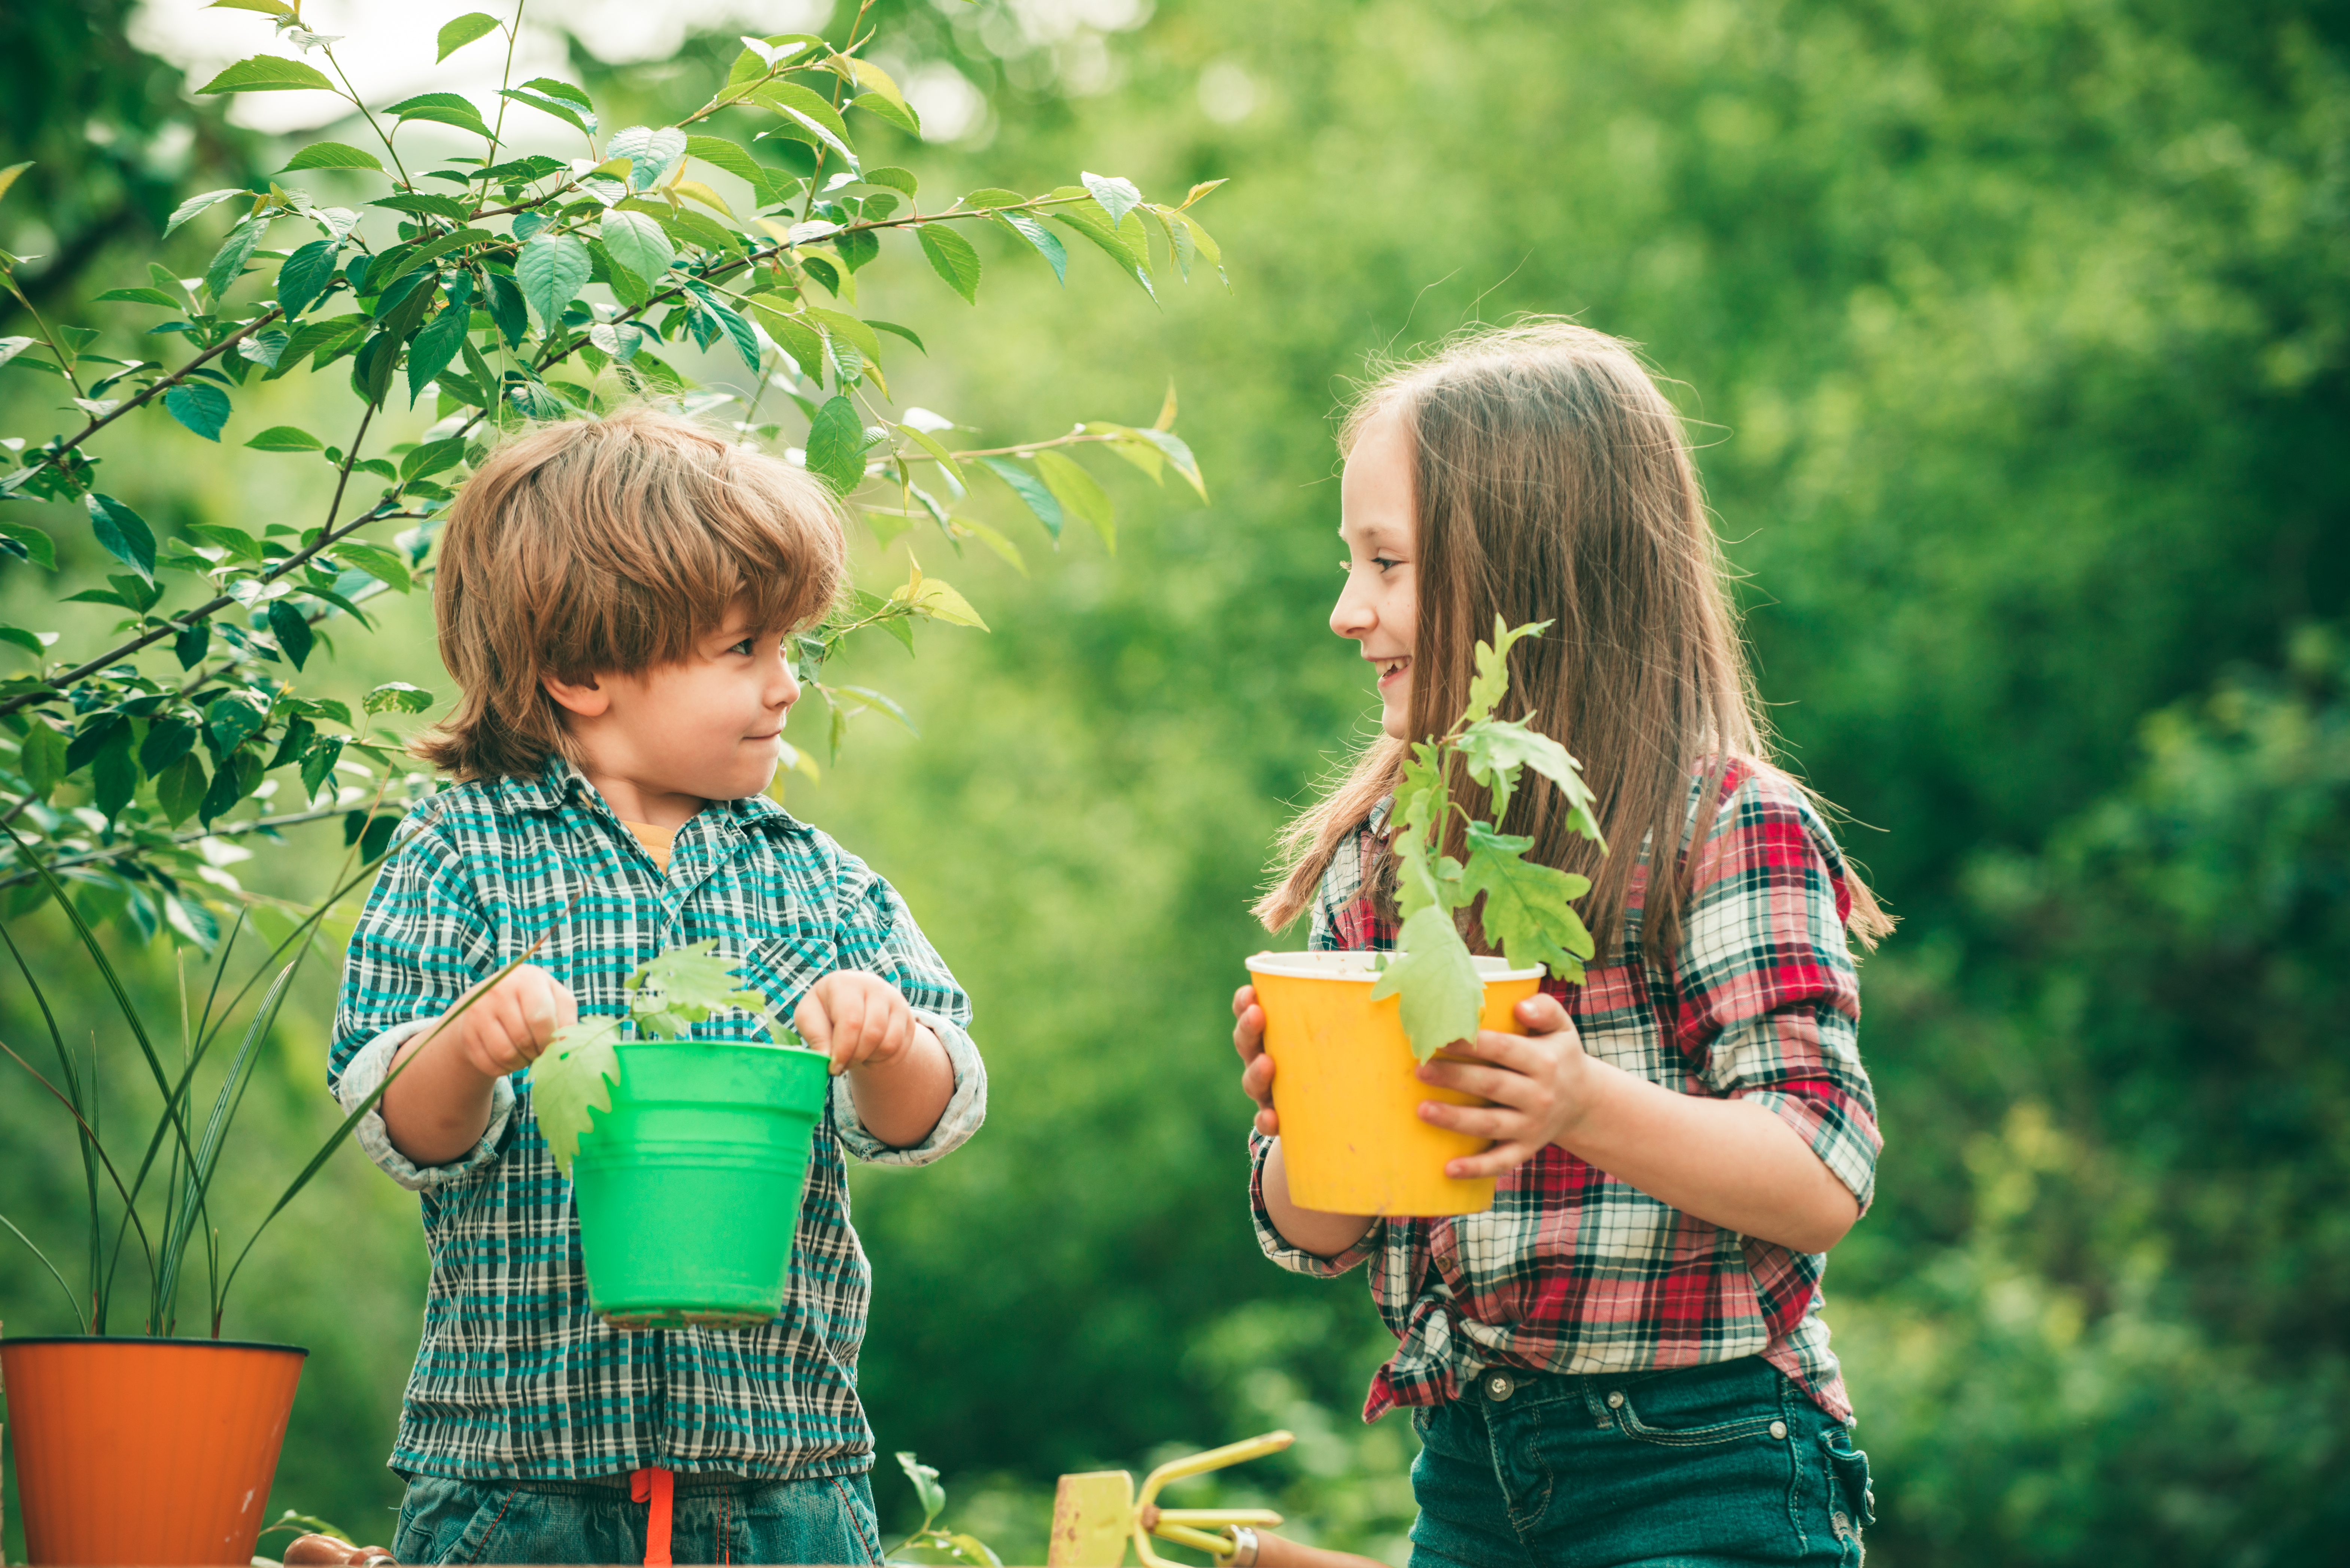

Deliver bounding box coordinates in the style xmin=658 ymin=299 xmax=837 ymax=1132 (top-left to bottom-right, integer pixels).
xmin=4 ymin=1 xmax=2348 ymax=1563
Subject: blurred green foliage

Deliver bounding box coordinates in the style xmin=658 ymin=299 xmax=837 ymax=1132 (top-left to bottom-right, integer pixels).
xmin=4 ymin=1 xmax=2347 ymax=1564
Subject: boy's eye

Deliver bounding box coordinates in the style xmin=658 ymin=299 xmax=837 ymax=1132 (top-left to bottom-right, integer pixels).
xmin=729 ymin=638 xmax=756 ymax=655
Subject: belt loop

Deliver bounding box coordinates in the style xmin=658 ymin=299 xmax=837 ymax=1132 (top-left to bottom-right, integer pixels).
xmin=630 ymin=1466 xmax=675 ymax=1566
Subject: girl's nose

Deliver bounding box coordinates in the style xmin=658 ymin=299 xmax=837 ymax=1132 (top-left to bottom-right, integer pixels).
xmin=1331 ymin=572 xmax=1375 ymax=640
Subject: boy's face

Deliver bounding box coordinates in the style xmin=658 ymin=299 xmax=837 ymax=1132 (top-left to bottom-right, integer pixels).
xmin=557 ymin=606 xmax=803 ymax=805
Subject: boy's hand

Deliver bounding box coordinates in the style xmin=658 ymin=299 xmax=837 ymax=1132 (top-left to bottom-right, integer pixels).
xmin=795 ymin=970 xmax=919 ymax=1075
xmin=1412 ymin=993 xmax=1594 ymax=1178
xmin=443 ymin=963 xmax=577 ymax=1078
xmin=1233 ymin=983 xmax=1278 ymax=1136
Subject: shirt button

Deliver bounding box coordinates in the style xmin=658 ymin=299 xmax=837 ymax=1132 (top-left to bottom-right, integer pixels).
xmin=1605 ymin=1390 xmax=1624 ymax=1409
xmin=1484 ymin=1372 xmax=1514 ymax=1401
xmin=1769 ymin=1419 xmax=1789 ymax=1440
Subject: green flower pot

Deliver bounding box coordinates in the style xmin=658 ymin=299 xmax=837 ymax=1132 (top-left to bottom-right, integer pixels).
xmin=570 ymin=1038 xmax=830 ymax=1329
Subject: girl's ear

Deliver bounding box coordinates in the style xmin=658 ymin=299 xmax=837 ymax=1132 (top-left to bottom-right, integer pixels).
xmin=539 ymin=670 xmax=610 ymax=718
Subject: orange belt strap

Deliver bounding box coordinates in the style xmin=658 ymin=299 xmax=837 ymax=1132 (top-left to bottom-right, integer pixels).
xmin=629 ymin=1466 xmax=674 ymax=1567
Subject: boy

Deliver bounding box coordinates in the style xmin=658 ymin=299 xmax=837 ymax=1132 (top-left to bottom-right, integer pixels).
xmin=328 ymin=409 xmax=985 ymax=1565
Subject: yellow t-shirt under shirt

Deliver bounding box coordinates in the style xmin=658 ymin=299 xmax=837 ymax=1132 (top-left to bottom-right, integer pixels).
xmin=623 ymin=820 xmax=674 ymax=873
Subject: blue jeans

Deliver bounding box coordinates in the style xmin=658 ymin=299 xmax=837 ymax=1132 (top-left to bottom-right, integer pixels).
xmin=1408 ymin=1355 xmax=1876 ymax=1568
xmin=391 ymin=1470 xmax=883 ymax=1565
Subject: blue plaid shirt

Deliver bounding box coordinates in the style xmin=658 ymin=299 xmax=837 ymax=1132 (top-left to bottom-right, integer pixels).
xmin=328 ymin=756 xmax=985 ymax=1483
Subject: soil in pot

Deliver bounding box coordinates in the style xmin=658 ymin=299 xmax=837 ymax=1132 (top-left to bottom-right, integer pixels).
xmin=0 ymin=1334 xmax=305 ymax=1566
xmin=1246 ymin=950 xmax=1545 ymax=1217
xmin=570 ymin=1038 xmax=831 ymax=1328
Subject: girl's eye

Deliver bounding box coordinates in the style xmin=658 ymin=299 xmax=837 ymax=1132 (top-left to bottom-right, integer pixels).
xmin=1372 ymin=555 xmax=1402 ymax=572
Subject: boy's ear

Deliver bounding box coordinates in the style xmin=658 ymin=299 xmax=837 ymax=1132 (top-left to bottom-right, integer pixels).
xmin=539 ymin=670 xmax=611 ymax=719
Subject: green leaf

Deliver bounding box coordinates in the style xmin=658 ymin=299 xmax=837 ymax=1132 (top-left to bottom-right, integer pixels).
xmin=280 ymin=141 xmax=383 ymax=173
xmin=978 ymin=457 xmax=1063 ymax=541
xmin=298 ymin=734 xmax=344 ymax=802
xmin=1459 ymin=820 xmax=1596 ymax=979
xmin=1048 ymin=194 xmax=1155 ymax=298
xmin=1129 ymin=426 xmax=1206 ymax=500
xmin=628 ymin=939 xmax=770 ymax=1041
xmin=405 ymin=301 xmax=471 ymax=406
xmin=485 ymin=272 xmax=528 ymax=347
xmin=1456 ymin=716 xmax=1602 ymax=835
xmin=94 ymin=286 xmax=185 ymax=308
xmin=863 ymin=167 xmax=918 ymax=197
xmin=198 ymin=748 xmax=263 ymax=825
xmin=85 ymin=493 xmax=156 ymax=579
xmin=598 ymin=210 xmax=674 ymax=285
xmin=1370 ymin=905 xmax=1486 ymax=1063
xmin=140 ymin=715 xmax=198 ymax=773
xmin=0 ymin=521 xmax=57 ymax=570
xmin=751 ymin=82 xmax=857 ymax=168
xmin=162 ymin=187 xmax=249 ymax=236
xmin=164 ymin=382 xmax=231 ymax=442
xmin=245 ymin=424 xmax=323 ymax=452
xmin=516 ymin=233 xmax=592 ymax=332
xmin=516 ymin=77 xmax=594 ymax=111
xmin=0 ymin=161 xmax=29 ymax=207
xmin=497 ymin=87 xmax=593 ymax=138
xmin=186 ymin=521 xmax=262 ymax=561
xmin=276 ymin=237 xmax=341 ymax=317
xmin=805 ymin=395 xmax=869 ymax=496
xmin=333 ymin=540 xmax=411 ymax=592
xmin=364 ymin=681 xmax=435 ymax=715
xmin=917 ymin=224 xmax=981 ymax=304
xmin=17 ymin=719 xmax=67 ymax=797
xmin=684 ymin=134 xmax=767 ymax=189
xmin=196 ymin=55 xmax=338 ymax=95
xmin=992 ymin=211 xmax=1067 ymax=284
xmin=435 ymin=12 xmax=502 ymax=63
xmin=267 ymin=600 xmax=315 ymax=670
xmin=1033 ymin=450 xmax=1113 ymax=552
xmin=1463 ymin=616 xmax=1548 ymax=725
xmin=606 ymin=125 xmax=688 ymax=191
xmin=371 ymin=191 xmax=471 ymax=223
xmin=206 ymin=691 xmax=271 ymax=754
xmin=155 ymin=752 xmax=208 ymax=826
xmin=530 ymin=1016 xmax=621 ymax=1175
xmin=897 ymin=1452 xmax=947 ymax=1528
xmin=401 ymin=437 xmax=467 ymax=481
xmin=851 ymin=92 xmax=919 ymax=136
xmin=205 ymin=213 xmax=269 ymax=300
xmin=92 ymin=723 xmax=138 ymax=821
xmin=0 ymin=625 xmax=53 ymax=658
xmin=806 ymin=307 xmax=882 ymax=364
xmin=1080 ymin=171 xmax=1143 ymax=227
xmin=383 ymin=92 xmax=493 ymax=137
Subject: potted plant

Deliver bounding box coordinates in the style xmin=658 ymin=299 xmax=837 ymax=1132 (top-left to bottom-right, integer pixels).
xmin=0 ymin=811 xmax=444 ymax=1565
xmin=1247 ymin=619 xmax=1608 ymax=1216
xmin=526 ymin=940 xmax=832 ymax=1326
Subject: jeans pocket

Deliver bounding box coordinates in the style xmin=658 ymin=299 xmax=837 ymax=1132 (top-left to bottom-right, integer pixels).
xmin=394 ymin=1479 xmax=523 ymax=1567
xmin=1820 ymin=1428 xmax=1878 ymax=1528
xmin=1609 ymin=1364 xmax=1786 ymax=1448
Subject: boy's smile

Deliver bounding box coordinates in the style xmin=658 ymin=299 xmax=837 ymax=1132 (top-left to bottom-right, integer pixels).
xmin=539 ymin=603 xmax=804 ymax=828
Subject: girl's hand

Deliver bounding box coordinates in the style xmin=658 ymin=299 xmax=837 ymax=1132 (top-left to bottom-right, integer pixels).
xmin=448 ymin=963 xmax=577 ymax=1078
xmin=1232 ymin=983 xmax=1278 ymax=1136
xmin=1413 ymin=993 xmax=1592 ymax=1178
xmin=797 ymin=970 xmax=919 ymax=1075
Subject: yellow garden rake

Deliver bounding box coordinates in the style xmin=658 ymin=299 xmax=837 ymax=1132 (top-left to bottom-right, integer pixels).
xmin=1048 ymin=1431 xmax=1294 ymax=1568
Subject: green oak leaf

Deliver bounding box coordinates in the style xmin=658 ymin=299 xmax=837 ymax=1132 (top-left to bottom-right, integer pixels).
xmin=1371 ymin=905 xmax=1486 ymax=1063
xmin=1463 ymin=615 xmax=1548 ymax=725
xmin=531 ymin=1016 xmax=622 ymax=1174
xmin=627 ymin=938 xmax=769 ymax=1041
xmin=1455 ymin=716 xmax=1606 ymax=846
xmin=1460 ymin=820 xmax=1596 ymax=979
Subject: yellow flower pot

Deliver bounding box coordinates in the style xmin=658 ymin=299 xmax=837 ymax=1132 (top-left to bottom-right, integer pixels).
xmin=1245 ymin=950 xmax=1545 ymax=1218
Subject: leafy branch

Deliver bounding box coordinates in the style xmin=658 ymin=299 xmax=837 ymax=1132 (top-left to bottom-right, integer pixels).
xmin=1371 ymin=618 xmax=1609 ymax=1060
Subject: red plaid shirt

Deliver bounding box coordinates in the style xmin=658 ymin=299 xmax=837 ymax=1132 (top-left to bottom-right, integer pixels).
xmin=1249 ymin=760 xmax=1879 ymax=1423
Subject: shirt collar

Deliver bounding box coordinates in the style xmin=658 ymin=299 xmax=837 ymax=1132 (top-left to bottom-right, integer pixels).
xmin=1368 ymin=795 xmax=1395 ymax=835
xmin=495 ymin=753 xmax=809 ymax=837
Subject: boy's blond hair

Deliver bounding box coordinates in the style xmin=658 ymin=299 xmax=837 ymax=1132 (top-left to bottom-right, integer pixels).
xmin=414 ymin=407 xmax=847 ymax=780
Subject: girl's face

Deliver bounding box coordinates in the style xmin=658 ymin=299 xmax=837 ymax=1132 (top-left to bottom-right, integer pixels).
xmin=1332 ymin=407 xmax=1418 ymax=740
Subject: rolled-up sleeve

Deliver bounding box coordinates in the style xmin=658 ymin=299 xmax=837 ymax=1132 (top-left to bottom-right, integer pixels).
xmin=1679 ymin=770 xmax=1880 ymax=1211
xmin=329 ymin=813 xmax=507 ymax=1190
xmin=827 ymin=852 xmax=985 ymax=1166
xmin=1247 ymin=1130 xmax=1380 ymax=1276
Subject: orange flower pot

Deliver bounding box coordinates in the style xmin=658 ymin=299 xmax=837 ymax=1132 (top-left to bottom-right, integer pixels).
xmin=1 ymin=1335 xmax=306 ymax=1565
xmin=1246 ymin=950 xmax=1544 ymax=1218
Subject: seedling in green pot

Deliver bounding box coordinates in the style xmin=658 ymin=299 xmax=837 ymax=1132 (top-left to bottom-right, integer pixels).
xmin=531 ymin=940 xmax=817 ymax=1173
xmin=1374 ymin=617 xmax=1609 ymax=1060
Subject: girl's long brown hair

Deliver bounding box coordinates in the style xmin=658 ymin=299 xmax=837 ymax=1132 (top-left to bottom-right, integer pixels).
xmin=1254 ymin=321 xmax=1891 ymax=961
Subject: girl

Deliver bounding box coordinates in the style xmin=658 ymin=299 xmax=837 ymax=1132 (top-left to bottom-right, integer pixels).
xmin=1233 ymin=322 xmax=1890 ymax=1568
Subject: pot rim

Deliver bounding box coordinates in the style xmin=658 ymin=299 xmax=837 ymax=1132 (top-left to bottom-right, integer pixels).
xmin=0 ymin=1334 xmax=308 ymax=1355
xmin=1245 ymin=949 xmax=1545 ymax=983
